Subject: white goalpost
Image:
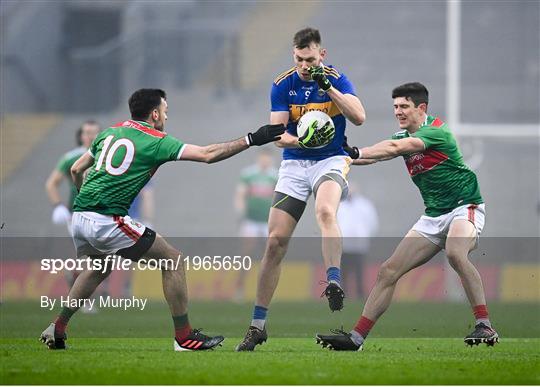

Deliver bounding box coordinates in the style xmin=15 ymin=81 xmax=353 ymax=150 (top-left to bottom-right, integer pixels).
xmin=446 ymin=0 xmax=540 ymax=139
xmin=444 ymin=0 xmax=540 ymax=301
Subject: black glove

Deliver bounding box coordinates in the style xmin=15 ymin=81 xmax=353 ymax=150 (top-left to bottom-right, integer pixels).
xmin=342 ymin=135 xmax=360 ymax=159
xmin=247 ymin=124 xmax=285 ymax=146
xmin=308 ymin=66 xmax=332 ymax=92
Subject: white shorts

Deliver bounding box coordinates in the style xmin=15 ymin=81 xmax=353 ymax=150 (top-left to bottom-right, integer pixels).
xmin=274 ymin=156 xmax=352 ymax=202
xmin=71 ymin=211 xmax=147 ymax=257
xmin=239 ymin=220 xmax=269 ymax=238
xmin=412 ymin=203 xmax=486 ymax=248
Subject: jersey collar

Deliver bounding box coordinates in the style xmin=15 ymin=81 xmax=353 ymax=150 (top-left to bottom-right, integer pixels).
xmin=134 ymin=120 xmax=153 ymax=128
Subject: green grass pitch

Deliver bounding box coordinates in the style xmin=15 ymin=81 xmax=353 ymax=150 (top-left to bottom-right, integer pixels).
xmin=1 ymin=301 xmax=539 ymax=384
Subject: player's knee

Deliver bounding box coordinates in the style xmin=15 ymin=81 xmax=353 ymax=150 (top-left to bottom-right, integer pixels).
xmin=265 ymin=234 xmax=289 ymax=262
xmin=377 ymin=260 xmax=399 ymax=285
xmin=446 ymin=251 xmax=467 ymax=272
xmin=315 ymin=205 xmax=336 ymax=227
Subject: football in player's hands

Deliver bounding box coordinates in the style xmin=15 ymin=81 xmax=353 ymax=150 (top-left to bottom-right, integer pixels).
xmin=298 ymin=111 xmax=335 ymax=149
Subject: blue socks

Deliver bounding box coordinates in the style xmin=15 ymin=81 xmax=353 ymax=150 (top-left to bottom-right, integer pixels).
xmin=251 ymin=305 xmax=268 ymax=330
xmin=326 ymin=266 xmax=341 ymax=285
xmin=249 ymin=269 xmax=341 ymax=331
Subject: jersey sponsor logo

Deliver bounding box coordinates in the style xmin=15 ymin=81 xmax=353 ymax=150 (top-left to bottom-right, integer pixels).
xmin=405 ymin=149 xmax=449 ymax=176
xmin=289 ymin=102 xmax=341 ymax=122
xmin=289 ymin=90 xmax=297 ymax=96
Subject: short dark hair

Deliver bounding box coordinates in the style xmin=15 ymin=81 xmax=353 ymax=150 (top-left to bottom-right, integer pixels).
xmin=392 ymin=82 xmax=429 ymax=107
xmin=76 ymin=119 xmax=100 ymax=146
xmin=128 ymin=89 xmax=166 ymax=121
xmin=293 ymin=27 xmax=321 ymax=49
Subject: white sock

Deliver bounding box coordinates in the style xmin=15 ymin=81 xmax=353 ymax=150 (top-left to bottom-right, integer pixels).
xmin=349 ymin=330 xmax=365 ymax=346
xmin=251 ymin=319 xmax=265 ymax=330
xmin=476 ymin=318 xmax=492 ymax=328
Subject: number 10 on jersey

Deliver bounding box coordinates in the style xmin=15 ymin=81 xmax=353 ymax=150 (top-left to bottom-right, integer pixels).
xmin=95 ymin=135 xmax=136 ymax=176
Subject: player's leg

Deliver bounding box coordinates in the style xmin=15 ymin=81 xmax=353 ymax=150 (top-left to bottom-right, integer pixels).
xmin=42 ymin=212 xmax=115 ymax=349
xmin=445 ymin=218 xmax=498 ymax=346
xmin=236 ymin=192 xmax=306 ymax=351
xmin=256 ymin=202 xmax=301 ymax=310
xmin=315 ymin=179 xmax=343 ymax=269
xmin=362 ymin=231 xmax=441 ymax=320
xmin=237 ymin=159 xmax=310 ymax=351
xmin=41 ymin=254 xmax=111 ymax=349
xmin=64 ymin=215 xmax=99 ymax=312
xmin=314 ymin=178 xmax=346 ymax=311
xmin=317 ymin=230 xmax=441 ymax=350
xmin=446 ymin=220 xmax=486 ymax=306
xmin=143 ymin=234 xmax=188 ymax=317
xmin=142 ymin=233 xmax=224 ymax=351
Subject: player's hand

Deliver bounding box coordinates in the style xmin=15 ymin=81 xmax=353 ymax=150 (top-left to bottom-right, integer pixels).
xmin=247 ymin=124 xmax=286 ymax=146
xmin=342 ymin=135 xmax=361 ymax=159
xmin=299 ymin=120 xmax=335 ymax=149
xmin=308 ymin=66 xmax=332 ymax=92
xmin=52 ymin=204 xmax=72 ymax=225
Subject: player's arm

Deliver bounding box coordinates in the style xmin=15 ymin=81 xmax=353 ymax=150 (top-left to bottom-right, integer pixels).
xmin=271 ymin=111 xmax=299 ymax=148
xmin=350 ymin=138 xmax=425 ymax=165
xmin=308 ymin=66 xmax=365 ymax=125
xmin=234 ymin=183 xmax=247 ymax=215
xmin=45 ymin=169 xmax=65 ymax=207
xmin=179 ymin=124 xmax=285 ymax=164
xmin=326 ymin=90 xmax=365 ymax=126
xmin=351 ymin=158 xmax=379 ymax=166
xmin=70 ymin=152 xmax=94 ymax=190
xmin=341 ymin=136 xmax=377 ymax=165
xmin=45 ymin=168 xmax=73 ymax=224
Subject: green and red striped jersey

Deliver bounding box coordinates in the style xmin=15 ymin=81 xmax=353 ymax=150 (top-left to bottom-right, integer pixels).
xmin=73 ymin=120 xmax=184 ymax=216
xmin=240 ymin=165 xmax=278 ymax=222
xmin=392 ymin=115 xmax=483 ymax=217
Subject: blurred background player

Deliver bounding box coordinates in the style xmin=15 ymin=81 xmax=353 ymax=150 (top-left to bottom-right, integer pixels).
xmin=236 ymin=27 xmax=366 ymax=351
xmin=45 ymin=120 xmax=101 ymax=232
xmin=316 ymin=82 xmax=499 ymax=351
xmin=233 ymin=149 xmax=278 ymax=301
xmin=40 ymin=88 xmax=285 ymax=351
xmin=45 ymin=120 xmax=101 ymax=312
xmin=337 ymin=181 xmax=379 ymax=299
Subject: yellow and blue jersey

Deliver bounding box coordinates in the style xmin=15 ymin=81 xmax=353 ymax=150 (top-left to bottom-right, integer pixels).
xmin=271 ymin=64 xmax=356 ymax=161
